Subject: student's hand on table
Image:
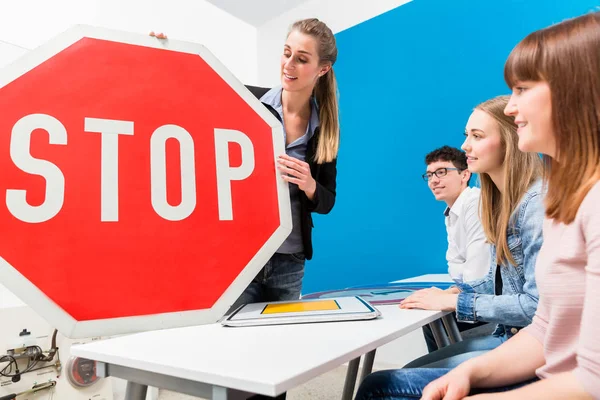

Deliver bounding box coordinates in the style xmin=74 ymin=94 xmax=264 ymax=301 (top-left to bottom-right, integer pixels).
xmin=446 ymin=286 xmax=461 ymax=294
xmin=399 ymin=287 xmax=458 ymax=311
xmin=277 ymin=154 xmax=317 ymax=200
xmin=149 ymin=31 xmax=167 ymax=39
xmin=421 ymin=368 xmax=472 ymax=400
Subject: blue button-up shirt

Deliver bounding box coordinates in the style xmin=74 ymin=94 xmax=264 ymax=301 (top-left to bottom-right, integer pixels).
xmin=261 ymin=86 xmax=320 ymax=254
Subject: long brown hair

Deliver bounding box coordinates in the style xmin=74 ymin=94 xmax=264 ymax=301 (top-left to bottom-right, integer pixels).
xmin=290 ymin=18 xmax=340 ymax=163
xmin=476 ymin=96 xmax=543 ymax=266
xmin=504 ymin=12 xmax=600 ymax=224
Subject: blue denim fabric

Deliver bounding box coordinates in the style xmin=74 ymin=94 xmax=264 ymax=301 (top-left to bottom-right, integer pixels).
xmin=405 ymin=335 xmax=506 ymax=369
xmin=455 ymin=180 xmax=545 ymax=337
xmin=228 ymin=253 xmax=305 ymax=313
xmin=355 ymin=368 xmax=539 ymax=399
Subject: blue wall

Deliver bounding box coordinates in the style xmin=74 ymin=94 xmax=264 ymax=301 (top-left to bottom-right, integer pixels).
xmin=303 ymin=0 xmax=599 ymax=294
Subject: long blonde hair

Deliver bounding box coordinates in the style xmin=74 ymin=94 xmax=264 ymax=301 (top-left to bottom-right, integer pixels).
xmin=476 ymin=96 xmax=543 ymax=266
xmin=504 ymin=12 xmax=600 ymax=224
xmin=290 ymin=18 xmax=340 ymax=163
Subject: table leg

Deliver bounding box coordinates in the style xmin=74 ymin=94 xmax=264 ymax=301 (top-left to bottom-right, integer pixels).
xmin=341 ymin=357 xmax=360 ymax=400
xmin=441 ymin=314 xmax=463 ymax=343
xmin=359 ymin=349 xmax=376 ymax=383
xmin=125 ymin=381 xmax=148 ymax=400
xmin=429 ymin=319 xmax=450 ymax=348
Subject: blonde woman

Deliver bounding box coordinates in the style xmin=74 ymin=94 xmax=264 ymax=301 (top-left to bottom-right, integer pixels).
xmin=151 ymin=19 xmax=340 ymax=311
xmin=231 ymin=18 xmax=340 ymax=312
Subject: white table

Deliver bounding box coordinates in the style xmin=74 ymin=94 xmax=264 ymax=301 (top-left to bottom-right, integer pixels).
xmin=391 ymin=274 xmax=454 ymax=284
xmin=72 ymin=305 xmax=452 ymax=399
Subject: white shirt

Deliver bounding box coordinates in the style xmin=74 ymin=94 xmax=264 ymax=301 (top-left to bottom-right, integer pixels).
xmin=444 ymin=187 xmax=490 ymax=283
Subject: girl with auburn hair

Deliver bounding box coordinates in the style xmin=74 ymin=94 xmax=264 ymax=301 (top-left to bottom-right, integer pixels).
xmin=357 ymin=11 xmax=600 ymax=400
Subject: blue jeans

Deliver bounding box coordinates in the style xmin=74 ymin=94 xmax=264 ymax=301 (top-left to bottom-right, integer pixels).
xmin=355 ymin=368 xmax=538 ymax=399
xmin=404 ymin=334 xmax=506 ymax=369
xmin=228 ymin=252 xmax=305 ymax=313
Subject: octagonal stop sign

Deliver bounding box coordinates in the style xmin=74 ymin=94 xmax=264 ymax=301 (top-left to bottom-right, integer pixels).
xmin=0 ymin=25 xmax=291 ymax=338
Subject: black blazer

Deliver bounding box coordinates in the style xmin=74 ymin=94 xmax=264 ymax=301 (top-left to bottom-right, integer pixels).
xmin=246 ymin=86 xmax=337 ymax=260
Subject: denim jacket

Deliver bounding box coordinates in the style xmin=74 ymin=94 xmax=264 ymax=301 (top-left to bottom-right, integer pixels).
xmin=455 ymin=179 xmax=545 ymax=338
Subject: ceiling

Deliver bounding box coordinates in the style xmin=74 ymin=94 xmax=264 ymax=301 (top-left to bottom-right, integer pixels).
xmin=204 ymin=0 xmax=310 ymax=27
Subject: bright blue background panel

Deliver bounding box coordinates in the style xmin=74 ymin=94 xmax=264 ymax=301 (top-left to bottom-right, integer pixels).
xmin=302 ymin=0 xmax=599 ymax=294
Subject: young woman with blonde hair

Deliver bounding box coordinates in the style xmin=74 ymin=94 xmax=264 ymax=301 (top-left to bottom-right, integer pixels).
xmin=229 ymin=18 xmax=340 ymax=313
xmin=152 ymin=19 xmax=340 ymax=314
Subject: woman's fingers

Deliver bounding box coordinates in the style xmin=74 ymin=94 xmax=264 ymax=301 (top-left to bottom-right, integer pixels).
xmin=279 ymin=154 xmax=309 ymax=169
xmin=278 ymin=158 xmax=308 ymax=176
xmin=281 ymin=175 xmax=301 ymax=185
xmin=399 ymin=299 xmax=422 ymax=309
xmin=278 ymin=164 xmax=303 ymax=178
xmin=149 ymin=31 xmax=167 ymax=39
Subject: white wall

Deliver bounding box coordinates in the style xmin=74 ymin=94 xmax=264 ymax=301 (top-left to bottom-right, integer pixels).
xmin=0 ymin=284 xmax=24 ymax=308
xmin=0 ymin=42 xmax=28 ymax=68
xmin=256 ymin=0 xmax=412 ymax=87
xmin=0 ymin=0 xmax=258 ymax=84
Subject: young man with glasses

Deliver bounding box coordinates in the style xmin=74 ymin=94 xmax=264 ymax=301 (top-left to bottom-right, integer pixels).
xmin=420 ymin=146 xmax=491 ymax=352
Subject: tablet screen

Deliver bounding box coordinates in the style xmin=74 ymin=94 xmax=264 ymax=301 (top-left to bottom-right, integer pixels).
xmin=261 ymin=299 xmax=340 ymax=314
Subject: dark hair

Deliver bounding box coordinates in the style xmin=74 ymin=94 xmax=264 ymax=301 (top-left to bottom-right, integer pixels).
xmin=425 ymin=146 xmax=468 ymax=171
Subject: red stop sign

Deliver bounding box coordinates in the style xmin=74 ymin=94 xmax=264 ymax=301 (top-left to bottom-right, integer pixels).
xmin=0 ymin=26 xmax=291 ymax=338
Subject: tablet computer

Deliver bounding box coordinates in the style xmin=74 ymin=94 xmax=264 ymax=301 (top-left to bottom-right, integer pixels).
xmin=221 ymin=296 xmax=380 ymax=327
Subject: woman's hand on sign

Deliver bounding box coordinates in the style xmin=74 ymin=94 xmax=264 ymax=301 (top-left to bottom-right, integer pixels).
xmin=149 ymin=31 xmax=167 ymax=39
xmin=277 ymin=154 xmax=317 ymax=200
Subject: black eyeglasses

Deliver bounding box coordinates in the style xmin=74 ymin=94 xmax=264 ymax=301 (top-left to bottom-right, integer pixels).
xmin=422 ymin=168 xmax=461 ymax=181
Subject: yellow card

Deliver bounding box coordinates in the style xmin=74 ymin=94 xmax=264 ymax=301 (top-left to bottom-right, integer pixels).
xmin=262 ymin=300 xmax=340 ymax=314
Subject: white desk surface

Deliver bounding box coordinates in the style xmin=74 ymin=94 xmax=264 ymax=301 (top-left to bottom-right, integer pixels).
xmin=392 ymin=274 xmax=453 ymax=284
xmin=72 ymin=305 xmax=444 ymax=397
